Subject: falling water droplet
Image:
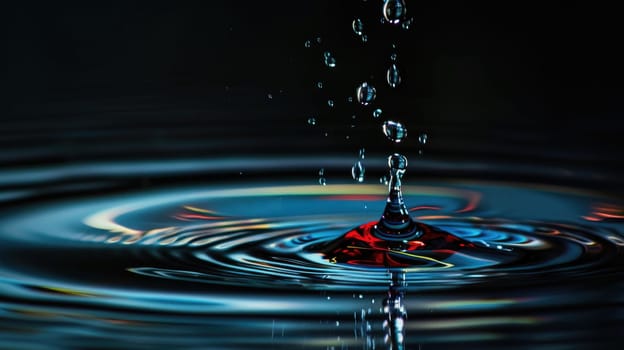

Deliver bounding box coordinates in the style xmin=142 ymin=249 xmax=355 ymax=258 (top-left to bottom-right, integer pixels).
xmin=352 ymin=161 xmax=365 ymax=183
xmin=317 ymin=82 xmax=323 ymax=89
xmin=402 ymin=17 xmax=414 ymax=30
xmin=380 ymin=175 xmax=389 ymax=185
xmin=347 ymin=96 xmax=353 ymax=103
xmin=323 ymin=52 xmax=336 ymax=68
xmin=319 ymin=168 xmax=325 ymax=176
xmin=316 ymin=36 xmax=322 ymax=44
xmin=383 ymin=0 xmax=407 ymax=24
xmin=304 ymin=40 xmax=311 ymax=48
xmin=361 ymin=34 xmax=368 ymax=43
xmin=352 ymin=18 xmax=364 ymax=36
xmin=390 ymin=52 xmax=398 ymax=61
xmin=267 ymin=93 xmax=273 ymax=100
xmin=307 ymin=117 xmax=317 ymax=125
xmin=358 ymin=148 xmax=366 ymax=159
xmin=387 ymin=64 xmax=401 ymax=88
xmin=383 ymin=120 xmax=407 ymax=143
xmin=418 ymin=133 xmax=428 ymax=144
xmin=373 ymin=108 xmax=383 ymax=118
xmin=356 ymin=82 xmax=376 ymax=105
xmin=327 ymin=100 xmax=334 ymax=108
xmin=319 ymin=177 xmax=327 ymax=186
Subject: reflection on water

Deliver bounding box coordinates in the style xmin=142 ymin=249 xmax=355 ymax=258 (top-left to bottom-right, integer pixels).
xmin=0 ymin=160 xmax=622 ymax=349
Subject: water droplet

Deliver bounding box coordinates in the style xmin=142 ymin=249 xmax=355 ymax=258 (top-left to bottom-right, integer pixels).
xmin=327 ymin=100 xmax=334 ymax=108
xmin=319 ymin=177 xmax=327 ymax=186
xmin=347 ymin=96 xmax=353 ymax=103
xmin=352 ymin=18 xmax=364 ymax=36
xmin=373 ymin=108 xmax=383 ymax=118
xmin=318 ymin=168 xmax=325 ymax=176
xmin=304 ymin=40 xmax=311 ymax=48
xmin=307 ymin=117 xmax=317 ymax=126
xmin=383 ymin=120 xmax=407 ymax=143
xmin=390 ymin=52 xmax=398 ymax=61
xmin=383 ymin=0 xmax=407 ymax=24
xmin=352 ymin=161 xmax=365 ymax=183
xmin=335 ymin=321 xmax=340 ymax=327
xmin=387 ymin=64 xmax=401 ymax=88
xmin=401 ymin=17 xmax=414 ymax=30
xmin=316 ymin=36 xmax=322 ymax=44
xmin=267 ymin=93 xmax=273 ymax=100
xmin=380 ymin=175 xmax=389 ymax=185
xmin=356 ymin=82 xmax=376 ymax=105
xmin=418 ymin=133 xmax=428 ymax=144
xmin=361 ymin=34 xmax=368 ymax=43
xmin=358 ymin=294 xmax=364 ymax=299
xmin=358 ymin=148 xmax=366 ymax=159
xmin=323 ymin=52 xmax=336 ymax=68
xmin=317 ymin=82 xmax=323 ymax=89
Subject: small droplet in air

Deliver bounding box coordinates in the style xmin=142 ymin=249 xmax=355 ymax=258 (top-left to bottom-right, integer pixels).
xmin=361 ymin=34 xmax=368 ymax=43
xmin=373 ymin=108 xmax=383 ymax=118
xmin=402 ymin=17 xmax=414 ymax=30
xmin=317 ymin=82 xmax=323 ymax=89
xmin=304 ymin=40 xmax=311 ymax=48
xmin=347 ymin=96 xmax=353 ymax=103
xmin=319 ymin=168 xmax=325 ymax=176
xmin=418 ymin=133 xmax=428 ymax=144
xmin=358 ymin=148 xmax=366 ymax=159
xmin=390 ymin=52 xmax=398 ymax=61
xmin=356 ymin=82 xmax=376 ymax=105
xmin=319 ymin=177 xmax=327 ymax=186
xmin=323 ymin=52 xmax=336 ymax=68
xmin=307 ymin=117 xmax=317 ymax=125
xmin=267 ymin=93 xmax=273 ymax=100
xmin=383 ymin=0 xmax=407 ymax=24
xmin=352 ymin=161 xmax=365 ymax=183
xmin=352 ymin=18 xmax=364 ymax=36
xmin=327 ymin=100 xmax=334 ymax=108
xmin=380 ymin=175 xmax=389 ymax=185
xmin=383 ymin=120 xmax=407 ymax=143
xmin=316 ymin=36 xmax=322 ymax=44
xmin=387 ymin=64 xmax=401 ymax=88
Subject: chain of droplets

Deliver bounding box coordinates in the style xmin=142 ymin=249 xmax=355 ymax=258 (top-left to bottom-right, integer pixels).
xmin=305 ymin=0 xmax=427 ymax=186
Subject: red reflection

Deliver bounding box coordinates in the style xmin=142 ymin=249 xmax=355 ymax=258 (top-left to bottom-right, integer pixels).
xmin=583 ymin=203 xmax=624 ymax=222
xmin=323 ymin=221 xmax=473 ymax=267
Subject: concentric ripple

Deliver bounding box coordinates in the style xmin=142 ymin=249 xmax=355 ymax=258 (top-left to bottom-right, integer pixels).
xmin=1 ymin=183 xmax=622 ymax=291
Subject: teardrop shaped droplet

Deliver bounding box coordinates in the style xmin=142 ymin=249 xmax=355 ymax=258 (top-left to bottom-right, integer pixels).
xmin=387 ymin=64 xmax=401 ymax=88
xmin=316 ymin=81 xmax=323 ymax=89
xmin=383 ymin=0 xmax=407 ymax=25
xmin=327 ymin=99 xmax=334 ymax=108
xmin=356 ymin=82 xmax=376 ymax=105
xmin=373 ymin=108 xmax=383 ymax=118
xmin=323 ymin=52 xmax=336 ymax=68
xmin=352 ymin=161 xmax=365 ymax=183
xmin=383 ymin=120 xmax=407 ymax=143
xmin=352 ymin=18 xmax=364 ymax=36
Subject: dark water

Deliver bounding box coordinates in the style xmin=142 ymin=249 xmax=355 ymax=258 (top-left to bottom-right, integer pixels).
xmin=0 ymin=158 xmax=622 ymax=349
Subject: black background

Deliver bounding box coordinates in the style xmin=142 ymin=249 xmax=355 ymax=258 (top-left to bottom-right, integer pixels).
xmin=3 ymin=1 xmax=623 ymax=181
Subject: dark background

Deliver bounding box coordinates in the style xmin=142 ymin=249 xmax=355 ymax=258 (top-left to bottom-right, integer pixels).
xmin=3 ymin=1 xmax=623 ymax=187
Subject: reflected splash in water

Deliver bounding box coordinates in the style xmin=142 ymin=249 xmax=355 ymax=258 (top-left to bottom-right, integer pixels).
xmin=0 ymin=174 xmax=623 ymax=349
